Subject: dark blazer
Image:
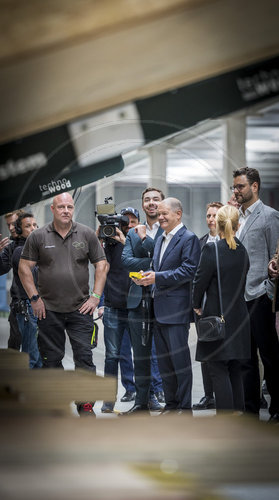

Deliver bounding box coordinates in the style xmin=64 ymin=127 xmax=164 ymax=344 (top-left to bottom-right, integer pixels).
xmin=121 ymin=226 xmax=163 ymax=309
xmin=193 ymin=238 xmax=251 ymax=361
xmin=152 ymin=225 xmax=201 ymax=324
xmin=199 ymin=233 xmax=209 ymax=249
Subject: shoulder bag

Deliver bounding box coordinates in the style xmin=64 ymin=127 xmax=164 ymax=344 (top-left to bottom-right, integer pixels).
xmin=196 ymin=241 xmax=226 ymax=342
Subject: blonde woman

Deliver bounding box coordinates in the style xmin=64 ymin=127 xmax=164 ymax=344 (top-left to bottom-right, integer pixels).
xmin=193 ymin=205 xmax=250 ymax=413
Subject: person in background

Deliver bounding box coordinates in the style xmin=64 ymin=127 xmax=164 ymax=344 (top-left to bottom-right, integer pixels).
xmin=0 ymin=210 xmax=24 ymax=350
xmin=232 ymin=167 xmax=279 ymax=422
xmin=268 ymin=241 xmax=279 ymax=337
xmin=121 ymin=188 xmax=165 ymax=414
xmin=98 ymin=207 xmax=139 ymax=413
xmin=192 ymin=201 xmax=223 ymax=411
xmin=193 ymin=205 xmax=250 ymax=413
xmin=11 ymin=212 xmax=42 ymax=368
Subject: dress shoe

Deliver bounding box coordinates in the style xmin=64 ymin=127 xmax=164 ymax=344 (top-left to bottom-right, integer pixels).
xmin=192 ymin=396 xmax=215 ymax=410
xmin=119 ymin=404 xmax=149 ymax=416
xmin=155 ymin=391 xmax=165 ymax=404
xmin=268 ymin=413 xmax=279 ymax=423
xmin=148 ymin=394 xmax=162 ymax=411
xmin=120 ymin=390 xmax=136 ymax=402
xmin=101 ymin=401 xmax=114 ymax=413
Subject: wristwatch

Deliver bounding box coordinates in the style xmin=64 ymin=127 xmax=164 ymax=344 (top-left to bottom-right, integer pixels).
xmin=30 ymin=294 xmax=40 ymax=302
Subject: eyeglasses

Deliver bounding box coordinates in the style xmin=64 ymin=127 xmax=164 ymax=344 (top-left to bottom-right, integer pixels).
xmin=230 ymin=184 xmax=248 ymax=192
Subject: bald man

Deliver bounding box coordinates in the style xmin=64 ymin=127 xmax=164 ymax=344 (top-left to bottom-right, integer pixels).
xmin=19 ymin=193 xmax=107 ymax=416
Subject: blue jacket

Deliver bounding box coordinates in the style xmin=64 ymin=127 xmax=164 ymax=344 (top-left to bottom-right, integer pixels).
xmin=121 ymin=226 xmax=163 ymax=309
xmin=152 ymin=225 xmax=201 ymax=324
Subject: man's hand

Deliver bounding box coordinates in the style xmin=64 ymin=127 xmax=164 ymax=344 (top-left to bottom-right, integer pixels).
xmin=194 ymin=308 xmax=202 ymax=316
xmin=79 ymin=296 xmax=99 ymax=315
xmin=0 ymin=235 xmax=10 ymax=251
xmin=134 ymin=224 xmax=147 ymax=240
xmin=98 ymin=306 xmax=104 ymax=318
xmin=138 ymin=271 xmax=155 ymax=286
xmin=268 ymin=259 xmax=279 ymax=279
xmin=227 ymin=194 xmax=240 ymax=209
xmin=31 ymin=297 xmax=46 ymax=320
xmin=111 ymin=227 xmax=126 ymax=245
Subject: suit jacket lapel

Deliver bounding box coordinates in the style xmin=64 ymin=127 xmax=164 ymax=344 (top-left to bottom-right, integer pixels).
xmin=238 ymin=201 xmax=262 ymax=242
xmin=154 ymin=226 xmax=163 ymax=241
xmin=159 ymin=226 xmax=185 ymax=269
xmin=153 ymin=234 xmax=163 ymax=271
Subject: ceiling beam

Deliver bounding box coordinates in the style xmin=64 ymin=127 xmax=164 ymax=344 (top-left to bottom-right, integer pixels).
xmin=1 ymin=0 xmax=279 ymax=143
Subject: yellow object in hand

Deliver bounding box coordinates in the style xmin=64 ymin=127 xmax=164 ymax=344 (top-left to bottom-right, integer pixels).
xmin=129 ymin=272 xmax=143 ymax=279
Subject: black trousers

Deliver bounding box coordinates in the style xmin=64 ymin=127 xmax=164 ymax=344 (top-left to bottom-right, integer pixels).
xmin=8 ymin=308 xmax=22 ymax=350
xmin=207 ymin=359 xmax=244 ymax=412
xmin=128 ymin=305 xmax=153 ymax=405
xmin=242 ymin=293 xmax=279 ymax=416
xmin=201 ymin=362 xmax=214 ymax=398
xmin=154 ymin=322 xmax=192 ymax=410
xmin=38 ymin=309 xmax=96 ymax=371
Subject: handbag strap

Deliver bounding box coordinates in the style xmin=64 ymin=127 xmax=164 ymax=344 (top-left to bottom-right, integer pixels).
xmin=214 ymin=241 xmax=225 ymax=321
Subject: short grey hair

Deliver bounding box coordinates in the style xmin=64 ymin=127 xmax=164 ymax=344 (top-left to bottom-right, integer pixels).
xmin=161 ymin=197 xmax=183 ymax=213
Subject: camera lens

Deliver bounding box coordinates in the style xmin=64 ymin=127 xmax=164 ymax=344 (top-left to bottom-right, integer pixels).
xmin=103 ymin=225 xmax=115 ymax=237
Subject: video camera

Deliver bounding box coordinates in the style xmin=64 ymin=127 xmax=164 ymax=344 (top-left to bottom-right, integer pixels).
xmin=95 ymin=197 xmax=129 ymax=239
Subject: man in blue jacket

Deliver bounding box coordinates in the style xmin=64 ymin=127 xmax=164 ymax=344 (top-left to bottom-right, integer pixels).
xmin=121 ymin=187 xmax=165 ymax=414
xmin=137 ymin=197 xmax=201 ymax=413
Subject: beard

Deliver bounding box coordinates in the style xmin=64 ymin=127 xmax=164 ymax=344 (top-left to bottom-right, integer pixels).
xmin=235 ymin=188 xmax=253 ymax=205
xmin=147 ymin=212 xmax=158 ymax=220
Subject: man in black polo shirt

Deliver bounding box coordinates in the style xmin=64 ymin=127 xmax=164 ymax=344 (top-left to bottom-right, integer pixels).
xmin=19 ymin=192 xmax=107 ymax=416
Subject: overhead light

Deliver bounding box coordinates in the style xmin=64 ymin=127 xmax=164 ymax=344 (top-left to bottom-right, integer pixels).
xmin=68 ymin=103 xmax=145 ymax=167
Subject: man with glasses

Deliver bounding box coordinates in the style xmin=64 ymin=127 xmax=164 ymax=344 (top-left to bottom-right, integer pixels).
xmin=231 ymin=167 xmax=279 ymax=422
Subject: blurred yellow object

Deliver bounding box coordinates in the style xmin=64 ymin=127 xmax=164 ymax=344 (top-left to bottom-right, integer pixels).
xmin=129 ymin=272 xmax=143 ymax=279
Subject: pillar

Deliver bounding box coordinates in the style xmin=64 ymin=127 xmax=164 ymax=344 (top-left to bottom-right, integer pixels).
xmin=148 ymin=143 xmax=168 ymax=197
xmin=221 ymin=115 xmax=246 ymax=204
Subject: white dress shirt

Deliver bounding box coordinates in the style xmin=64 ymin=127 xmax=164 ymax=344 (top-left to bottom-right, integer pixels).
xmin=236 ymin=199 xmax=261 ymax=238
xmin=146 ymin=221 xmax=160 ymax=240
xmin=159 ymin=222 xmax=184 ymax=264
xmin=206 ymin=234 xmax=220 ymax=243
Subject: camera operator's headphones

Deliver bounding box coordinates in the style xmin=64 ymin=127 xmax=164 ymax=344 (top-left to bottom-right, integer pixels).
xmin=14 ymin=212 xmax=35 ymax=235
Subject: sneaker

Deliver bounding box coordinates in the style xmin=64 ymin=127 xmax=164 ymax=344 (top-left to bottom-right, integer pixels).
xmin=77 ymin=402 xmax=95 ymax=417
xmin=262 ymin=380 xmax=269 ymax=395
xmin=148 ymin=394 xmax=162 ymax=411
xmin=155 ymin=391 xmax=165 ymax=404
xmin=260 ymin=395 xmax=268 ymax=409
xmin=101 ymin=402 xmax=114 ymax=413
xmin=192 ymin=396 xmax=215 ymax=410
xmin=120 ymin=391 xmax=136 ymax=402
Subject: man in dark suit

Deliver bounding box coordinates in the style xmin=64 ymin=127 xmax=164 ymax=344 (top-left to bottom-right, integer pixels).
xmin=232 ymin=166 xmax=279 ymax=421
xmin=121 ymin=187 xmax=165 ymax=414
xmin=137 ymin=197 xmax=200 ymax=413
xmin=192 ymin=201 xmax=223 ymax=411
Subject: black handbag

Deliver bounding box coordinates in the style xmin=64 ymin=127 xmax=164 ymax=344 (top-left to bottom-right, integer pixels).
xmin=196 ymin=241 xmax=226 ymax=342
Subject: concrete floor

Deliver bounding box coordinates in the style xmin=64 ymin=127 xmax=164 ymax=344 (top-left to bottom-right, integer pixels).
xmin=0 ymin=314 xmax=269 ymax=420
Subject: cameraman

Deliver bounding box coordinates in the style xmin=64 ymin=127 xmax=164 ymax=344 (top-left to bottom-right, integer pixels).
xmin=98 ymin=207 xmax=139 ymax=413
xmin=11 ymin=212 xmax=42 ymax=368
xmin=0 ymin=210 xmax=24 ymax=350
